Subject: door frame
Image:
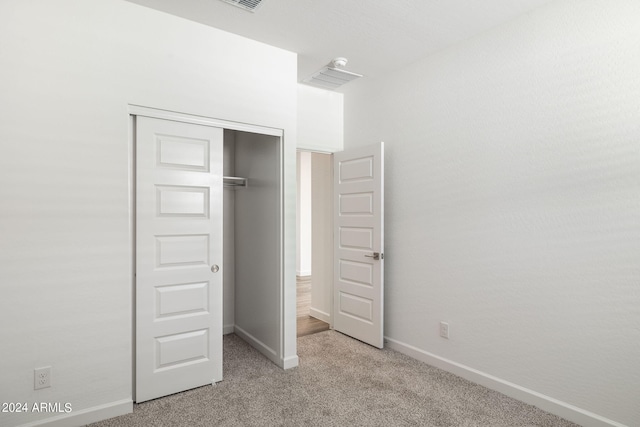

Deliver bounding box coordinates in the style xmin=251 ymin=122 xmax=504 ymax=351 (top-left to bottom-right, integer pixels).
xmin=128 ymin=105 xmax=286 ymax=397
xmin=297 ymin=144 xmax=385 ymax=346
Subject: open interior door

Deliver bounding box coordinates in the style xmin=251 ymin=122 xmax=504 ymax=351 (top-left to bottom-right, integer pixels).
xmin=333 ymin=142 xmax=384 ymax=348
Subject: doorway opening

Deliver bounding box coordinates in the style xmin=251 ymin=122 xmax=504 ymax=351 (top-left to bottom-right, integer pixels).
xmin=296 ymin=150 xmax=332 ymax=337
xmin=298 ymin=142 xmax=386 ymax=348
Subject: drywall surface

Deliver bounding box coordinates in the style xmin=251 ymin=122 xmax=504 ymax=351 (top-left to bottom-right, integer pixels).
xmin=311 ymin=153 xmax=333 ymax=322
xmin=223 ymin=131 xmax=236 ymax=333
xmin=343 ymin=1 xmax=640 ymax=426
xmin=297 ymin=84 xmax=344 ymax=152
xmin=0 ymin=1 xmax=297 ymax=425
xmin=296 ymin=151 xmax=312 ymax=276
xmin=234 ymin=132 xmax=282 ymax=362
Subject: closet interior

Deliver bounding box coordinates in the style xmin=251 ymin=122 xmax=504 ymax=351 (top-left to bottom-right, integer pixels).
xmin=223 ymin=129 xmax=282 ymax=362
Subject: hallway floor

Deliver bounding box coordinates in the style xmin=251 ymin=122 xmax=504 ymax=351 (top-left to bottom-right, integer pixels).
xmin=296 ymin=275 xmax=329 ymax=337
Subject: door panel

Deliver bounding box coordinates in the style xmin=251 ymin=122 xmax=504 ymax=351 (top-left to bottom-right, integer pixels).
xmin=333 ymin=142 xmax=384 ymax=348
xmin=136 ymin=116 xmax=223 ymax=403
xmin=339 ymin=227 xmax=373 ymax=250
xmin=156 ymin=185 xmax=209 ymax=217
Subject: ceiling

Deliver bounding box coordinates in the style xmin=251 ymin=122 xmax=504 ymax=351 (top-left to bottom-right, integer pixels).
xmin=126 ymin=0 xmax=551 ymax=88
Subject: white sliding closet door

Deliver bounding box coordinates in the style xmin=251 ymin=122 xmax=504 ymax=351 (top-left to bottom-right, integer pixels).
xmin=136 ymin=116 xmax=223 ymax=402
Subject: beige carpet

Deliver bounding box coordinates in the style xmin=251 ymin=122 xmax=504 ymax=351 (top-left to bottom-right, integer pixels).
xmin=91 ymin=331 xmax=577 ymax=426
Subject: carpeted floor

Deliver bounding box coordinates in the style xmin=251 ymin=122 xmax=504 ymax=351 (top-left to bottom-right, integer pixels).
xmin=91 ymin=331 xmax=577 ymax=426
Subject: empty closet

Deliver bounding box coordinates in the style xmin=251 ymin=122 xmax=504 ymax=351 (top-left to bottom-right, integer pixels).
xmin=134 ymin=109 xmax=283 ymax=403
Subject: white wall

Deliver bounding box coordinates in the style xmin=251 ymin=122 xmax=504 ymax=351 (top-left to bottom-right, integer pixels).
xmin=343 ymin=1 xmax=640 ymax=426
xmin=234 ymin=132 xmax=283 ymax=366
xmin=310 ymin=153 xmax=333 ymax=323
xmin=296 ymin=83 xmax=343 ymax=320
xmin=297 ymin=84 xmax=344 ymax=152
xmin=0 ymin=1 xmax=297 ymax=426
xmin=223 ymin=131 xmax=236 ymax=334
xmin=296 ymin=151 xmax=312 ymax=276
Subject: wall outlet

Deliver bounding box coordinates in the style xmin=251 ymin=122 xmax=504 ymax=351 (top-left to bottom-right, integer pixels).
xmin=34 ymin=366 xmax=51 ymax=390
xmin=440 ymin=321 xmax=450 ymax=339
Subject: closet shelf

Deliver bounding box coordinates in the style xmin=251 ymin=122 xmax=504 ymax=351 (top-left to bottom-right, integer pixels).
xmin=223 ymin=176 xmax=248 ymax=188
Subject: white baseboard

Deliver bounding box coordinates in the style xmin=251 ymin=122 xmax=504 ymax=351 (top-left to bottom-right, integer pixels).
xmin=309 ymin=307 xmax=330 ymax=323
xmin=234 ymin=325 xmax=280 ymax=367
xmin=21 ymin=398 xmax=132 ymax=427
xmin=384 ymin=337 xmax=626 ymax=427
xmin=282 ymin=355 xmax=299 ymax=370
xmin=223 ymin=324 xmax=234 ymax=335
xmin=296 ymin=270 xmax=311 ymax=277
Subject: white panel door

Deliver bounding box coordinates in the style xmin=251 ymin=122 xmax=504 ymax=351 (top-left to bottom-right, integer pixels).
xmin=333 ymin=142 xmax=384 ymax=348
xmin=136 ymin=116 xmax=223 ymax=402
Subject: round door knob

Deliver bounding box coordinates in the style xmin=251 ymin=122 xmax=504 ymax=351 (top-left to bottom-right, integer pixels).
xmin=211 ymin=264 xmax=220 ymax=273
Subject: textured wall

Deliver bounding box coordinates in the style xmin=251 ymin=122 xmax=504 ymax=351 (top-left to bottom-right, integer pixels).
xmin=343 ymin=1 xmax=640 ymax=425
xmin=297 ymin=84 xmax=344 ymax=153
xmin=0 ymin=1 xmax=297 ymax=425
xmin=311 ymin=153 xmax=333 ymax=322
xmin=296 ymin=151 xmax=312 ymax=276
xmin=234 ymin=133 xmax=282 ymax=361
xmin=223 ymin=131 xmax=236 ymax=333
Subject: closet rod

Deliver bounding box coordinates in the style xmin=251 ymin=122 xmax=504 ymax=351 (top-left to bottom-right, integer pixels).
xmin=223 ymin=176 xmax=248 ymax=188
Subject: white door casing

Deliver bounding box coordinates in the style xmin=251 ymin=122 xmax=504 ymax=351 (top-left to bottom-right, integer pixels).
xmin=136 ymin=116 xmax=223 ymax=402
xmin=333 ymin=142 xmax=384 ymax=348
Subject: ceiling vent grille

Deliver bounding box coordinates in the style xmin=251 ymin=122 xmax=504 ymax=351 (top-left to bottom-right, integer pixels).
xmin=303 ymin=57 xmax=363 ymax=91
xmin=220 ymin=0 xmax=263 ymax=12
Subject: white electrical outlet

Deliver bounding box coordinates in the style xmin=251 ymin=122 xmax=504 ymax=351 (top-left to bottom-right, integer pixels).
xmin=34 ymin=366 xmax=51 ymax=390
xmin=440 ymin=321 xmax=450 ymax=339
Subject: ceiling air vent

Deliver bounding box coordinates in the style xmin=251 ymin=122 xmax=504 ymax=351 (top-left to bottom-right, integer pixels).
xmin=220 ymin=0 xmax=264 ymax=12
xmin=303 ymin=57 xmax=363 ymax=91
